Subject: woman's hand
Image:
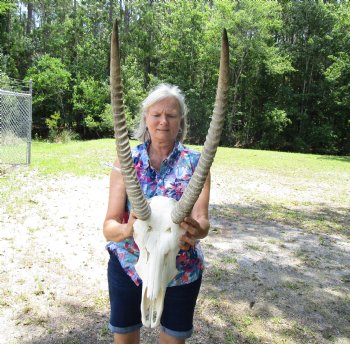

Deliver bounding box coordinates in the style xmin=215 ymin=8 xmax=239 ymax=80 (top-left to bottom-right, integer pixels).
xmin=179 ymin=216 xmax=204 ymax=250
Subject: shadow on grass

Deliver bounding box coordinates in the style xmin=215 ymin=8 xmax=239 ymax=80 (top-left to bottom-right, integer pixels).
xmin=195 ymin=203 xmax=350 ymax=343
xmin=317 ymin=155 xmax=350 ymax=163
xmin=211 ymin=202 xmax=350 ymax=235
xmin=21 ymin=301 xmax=111 ymax=344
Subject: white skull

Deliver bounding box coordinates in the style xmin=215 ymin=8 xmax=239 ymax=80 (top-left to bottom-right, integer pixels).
xmin=133 ymin=196 xmax=185 ymax=328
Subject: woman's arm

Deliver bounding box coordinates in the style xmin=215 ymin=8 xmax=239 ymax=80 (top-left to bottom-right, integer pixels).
xmin=103 ymin=160 xmax=137 ymax=242
xmin=179 ymin=172 xmax=211 ymax=249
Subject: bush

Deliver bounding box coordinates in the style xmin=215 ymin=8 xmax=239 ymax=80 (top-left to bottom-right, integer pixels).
xmin=48 ymin=129 xmax=78 ymax=143
xmin=25 ymin=55 xmax=71 ymax=131
xmin=46 ymin=112 xmax=78 ymax=143
xmin=308 ymin=124 xmax=338 ymax=155
xmin=72 ymin=77 xmax=109 ymax=137
xmin=259 ymin=107 xmax=291 ymax=149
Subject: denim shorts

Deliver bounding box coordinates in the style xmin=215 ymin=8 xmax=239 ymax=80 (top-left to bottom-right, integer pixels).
xmin=107 ymin=253 xmax=202 ymax=339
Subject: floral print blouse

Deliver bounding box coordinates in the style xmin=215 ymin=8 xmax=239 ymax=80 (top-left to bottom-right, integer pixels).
xmin=106 ymin=140 xmax=205 ymax=287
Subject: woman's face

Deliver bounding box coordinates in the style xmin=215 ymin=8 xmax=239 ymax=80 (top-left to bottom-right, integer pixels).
xmin=145 ymin=97 xmax=181 ymax=144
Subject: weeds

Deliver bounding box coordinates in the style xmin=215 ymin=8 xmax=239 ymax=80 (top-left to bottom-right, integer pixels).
xmin=93 ymin=290 xmax=109 ymax=310
xmin=34 ymin=277 xmax=45 ymax=296
xmin=220 ymin=256 xmax=238 ymax=265
xmin=100 ymin=324 xmax=109 ymax=337
xmin=245 ymin=243 xmax=263 ymax=251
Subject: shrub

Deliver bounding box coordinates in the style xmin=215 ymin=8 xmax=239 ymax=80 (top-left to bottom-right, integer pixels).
xmin=48 ymin=129 xmax=78 ymax=143
xmin=72 ymin=77 xmax=109 ymax=137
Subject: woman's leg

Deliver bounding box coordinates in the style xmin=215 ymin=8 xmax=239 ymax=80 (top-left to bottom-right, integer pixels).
xmin=107 ymin=254 xmax=142 ymax=342
xmin=159 ymin=331 xmax=185 ymax=344
xmin=114 ymin=330 xmax=140 ymax=344
xmin=160 ymin=275 xmax=202 ymax=342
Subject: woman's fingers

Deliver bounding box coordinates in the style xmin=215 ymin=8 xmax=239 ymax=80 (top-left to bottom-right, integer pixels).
xmin=179 ymin=241 xmax=191 ymax=251
xmin=130 ymin=211 xmax=138 ymax=221
xmin=180 ymin=233 xmax=196 ymax=247
xmin=180 ymin=217 xmax=200 ymax=238
xmin=183 ymin=216 xmax=199 ymax=228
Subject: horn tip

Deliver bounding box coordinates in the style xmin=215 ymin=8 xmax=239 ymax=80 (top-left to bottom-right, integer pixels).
xmin=112 ymin=19 xmax=120 ymax=41
xmin=222 ymin=28 xmax=228 ymax=45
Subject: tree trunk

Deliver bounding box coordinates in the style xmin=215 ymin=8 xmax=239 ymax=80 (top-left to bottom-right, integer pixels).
xmin=124 ymin=0 xmax=130 ymax=33
xmin=26 ymin=3 xmax=33 ymax=36
xmin=5 ymin=9 xmax=11 ymax=34
xmin=73 ymin=0 xmax=77 ymax=17
xmin=109 ymin=0 xmax=113 ymax=23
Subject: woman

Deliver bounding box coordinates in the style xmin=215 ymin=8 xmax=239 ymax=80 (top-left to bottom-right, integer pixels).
xmin=103 ymin=83 xmax=210 ymax=344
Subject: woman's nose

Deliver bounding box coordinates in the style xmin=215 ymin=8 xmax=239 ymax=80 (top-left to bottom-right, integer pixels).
xmin=159 ymin=115 xmax=168 ymax=125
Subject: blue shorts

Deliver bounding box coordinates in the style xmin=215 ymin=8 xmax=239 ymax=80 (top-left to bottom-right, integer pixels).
xmin=107 ymin=253 xmax=202 ymax=340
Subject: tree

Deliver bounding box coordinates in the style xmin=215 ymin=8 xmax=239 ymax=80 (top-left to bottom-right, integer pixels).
xmin=72 ymin=77 xmax=110 ymax=137
xmin=1 ymin=0 xmax=348 ymax=153
xmin=25 ymin=54 xmax=71 ymax=134
xmin=0 ymin=0 xmax=15 ymax=15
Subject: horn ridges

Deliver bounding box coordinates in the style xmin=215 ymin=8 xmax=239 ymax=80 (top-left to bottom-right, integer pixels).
xmin=111 ymin=20 xmax=151 ymax=220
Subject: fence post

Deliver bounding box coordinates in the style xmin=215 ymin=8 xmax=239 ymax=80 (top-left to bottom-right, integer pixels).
xmin=27 ymin=79 xmax=33 ymax=164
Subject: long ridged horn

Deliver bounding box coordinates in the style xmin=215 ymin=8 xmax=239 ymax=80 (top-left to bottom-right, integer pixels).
xmin=111 ymin=19 xmax=151 ymax=220
xmin=171 ymin=29 xmax=229 ymax=224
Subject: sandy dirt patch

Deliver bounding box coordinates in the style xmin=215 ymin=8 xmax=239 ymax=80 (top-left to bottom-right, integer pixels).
xmin=0 ymin=167 xmax=349 ymax=343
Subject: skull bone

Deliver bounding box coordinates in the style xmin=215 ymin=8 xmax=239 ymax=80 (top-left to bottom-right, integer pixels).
xmin=133 ymin=196 xmax=185 ymax=328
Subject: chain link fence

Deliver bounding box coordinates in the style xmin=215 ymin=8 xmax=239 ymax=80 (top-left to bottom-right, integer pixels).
xmin=0 ymin=76 xmax=32 ymax=165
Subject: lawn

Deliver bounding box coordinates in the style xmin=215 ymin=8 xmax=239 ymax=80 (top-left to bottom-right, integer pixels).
xmin=29 ymin=139 xmax=350 ymax=178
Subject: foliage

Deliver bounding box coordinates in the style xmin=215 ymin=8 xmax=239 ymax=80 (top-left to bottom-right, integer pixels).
xmin=45 ymin=111 xmax=78 ymax=143
xmin=25 ymin=55 xmax=71 ymax=133
xmin=0 ymin=71 xmax=10 ymax=87
xmin=0 ymin=0 xmax=15 ymax=15
xmin=120 ymin=56 xmax=147 ymax=132
xmin=72 ymin=77 xmax=110 ymax=137
xmin=325 ymin=52 xmax=350 ymax=111
xmin=45 ymin=111 xmax=61 ymax=132
xmin=259 ymin=107 xmax=291 ymax=149
xmin=48 ymin=128 xmax=78 ymax=143
xmin=1 ymin=0 xmax=349 ymax=154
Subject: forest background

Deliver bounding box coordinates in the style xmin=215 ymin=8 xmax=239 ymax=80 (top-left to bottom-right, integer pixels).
xmin=0 ymin=0 xmax=349 ymax=155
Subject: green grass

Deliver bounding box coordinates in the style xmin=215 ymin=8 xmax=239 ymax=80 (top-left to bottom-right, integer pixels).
xmin=26 ymin=139 xmax=350 ymax=177
xmin=30 ymin=139 xmax=119 ymax=176
xmin=213 ymin=146 xmax=350 ymax=176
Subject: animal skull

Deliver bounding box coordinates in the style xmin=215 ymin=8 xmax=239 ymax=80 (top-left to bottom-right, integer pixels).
xmin=110 ymin=19 xmax=229 ymax=328
xmin=133 ymin=196 xmax=184 ymax=328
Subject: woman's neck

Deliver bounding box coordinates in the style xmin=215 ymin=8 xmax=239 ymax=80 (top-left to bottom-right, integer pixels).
xmin=148 ymin=140 xmax=175 ymax=170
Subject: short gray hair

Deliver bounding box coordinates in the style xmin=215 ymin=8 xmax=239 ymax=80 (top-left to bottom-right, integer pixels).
xmin=133 ymin=83 xmax=188 ymax=142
